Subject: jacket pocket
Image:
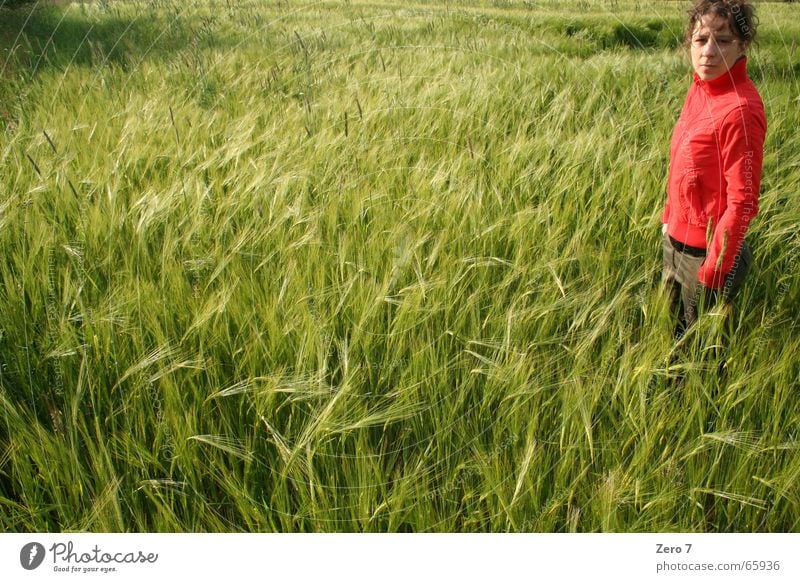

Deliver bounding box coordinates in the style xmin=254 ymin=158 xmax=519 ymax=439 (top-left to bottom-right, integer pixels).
xmin=678 ymin=169 xmax=706 ymax=226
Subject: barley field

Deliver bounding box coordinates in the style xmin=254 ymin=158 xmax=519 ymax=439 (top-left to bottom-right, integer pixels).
xmin=0 ymin=0 xmax=798 ymax=532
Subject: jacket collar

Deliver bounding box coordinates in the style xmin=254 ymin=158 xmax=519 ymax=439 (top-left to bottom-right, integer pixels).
xmin=693 ymin=56 xmax=749 ymax=96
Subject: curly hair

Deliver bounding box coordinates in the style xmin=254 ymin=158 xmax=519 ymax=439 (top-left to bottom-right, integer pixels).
xmin=685 ymin=0 xmax=759 ymax=45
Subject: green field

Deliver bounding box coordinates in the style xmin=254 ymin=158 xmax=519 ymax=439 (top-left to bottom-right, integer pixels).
xmin=1 ymin=0 xmax=798 ymax=532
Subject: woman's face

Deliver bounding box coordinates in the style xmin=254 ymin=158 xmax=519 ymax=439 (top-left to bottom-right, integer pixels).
xmin=690 ymin=14 xmax=747 ymax=81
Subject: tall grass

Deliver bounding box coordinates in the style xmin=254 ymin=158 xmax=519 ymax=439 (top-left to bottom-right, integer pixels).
xmin=0 ymin=0 xmax=798 ymax=532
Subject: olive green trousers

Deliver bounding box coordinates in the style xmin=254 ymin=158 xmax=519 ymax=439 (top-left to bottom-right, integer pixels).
xmin=661 ymin=233 xmax=752 ymax=334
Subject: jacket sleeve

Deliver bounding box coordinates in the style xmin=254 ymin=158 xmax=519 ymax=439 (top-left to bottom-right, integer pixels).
xmin=697 ymin=104 xmax=766 ymax=288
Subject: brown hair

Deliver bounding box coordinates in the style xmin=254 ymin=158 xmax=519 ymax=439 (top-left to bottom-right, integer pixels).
xmin=685 ymin=0 xmax=758 ymax=46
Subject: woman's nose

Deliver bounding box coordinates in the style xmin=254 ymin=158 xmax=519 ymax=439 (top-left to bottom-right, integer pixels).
xmin=702 ymin=39 xmax=719 ymax=57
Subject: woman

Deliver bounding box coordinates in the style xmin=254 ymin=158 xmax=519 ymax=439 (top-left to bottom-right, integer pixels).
xmin=662 ymin=0 xmax=767 ymax=336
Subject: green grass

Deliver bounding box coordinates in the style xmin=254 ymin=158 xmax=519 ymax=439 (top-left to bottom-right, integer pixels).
xmin=1 ymin=0 xmax=799 ymax=532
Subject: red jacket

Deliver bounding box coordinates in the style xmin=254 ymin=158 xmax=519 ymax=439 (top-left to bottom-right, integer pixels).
xmin=663 ymin=56 xmax=767 ymax=288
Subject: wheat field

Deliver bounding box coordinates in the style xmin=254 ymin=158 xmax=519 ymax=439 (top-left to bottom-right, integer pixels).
xmin=0 ymin=0 xmax=798 ymax=532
